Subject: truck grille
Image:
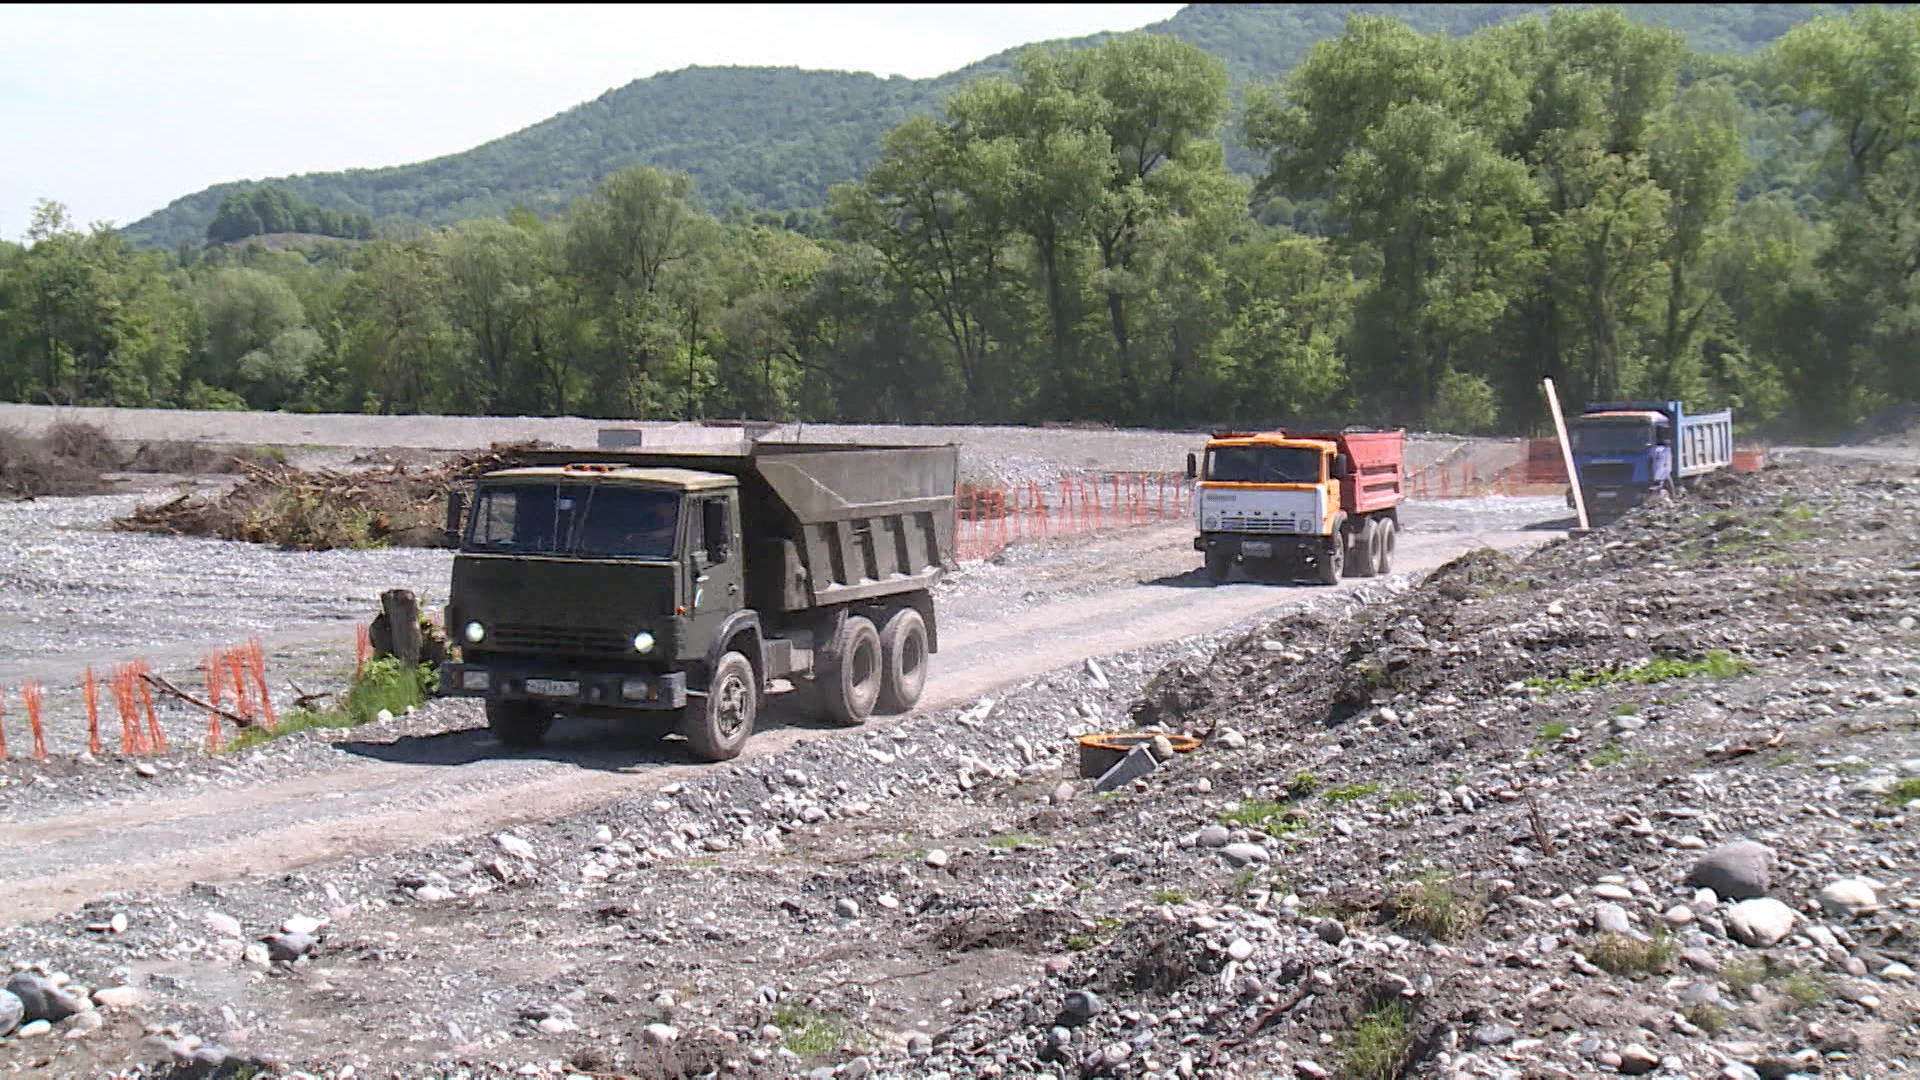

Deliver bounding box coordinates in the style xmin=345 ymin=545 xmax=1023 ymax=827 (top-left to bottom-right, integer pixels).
xmin=1580 ymin=463 xmax=1636 ymax=486
xmin=1219 ymin=514 xmax=1307 ymax=534
xmin=490 ymin=623 xmax=633 ymax=657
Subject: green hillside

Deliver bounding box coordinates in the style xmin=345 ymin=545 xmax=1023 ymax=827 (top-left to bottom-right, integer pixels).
xmin=120 ymin=3 xmax=1855 ymax=249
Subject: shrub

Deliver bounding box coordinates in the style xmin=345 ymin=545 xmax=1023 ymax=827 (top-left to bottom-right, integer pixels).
xmin=1430 ymin=369 xmax=1499 ymax=435
xmin=1342 ymin=1000 xmax=1415 ymax=1080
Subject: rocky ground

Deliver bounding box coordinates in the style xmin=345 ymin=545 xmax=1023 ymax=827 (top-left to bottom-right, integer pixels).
xmin=0 ymin=455 xmax=1915 ymax=1079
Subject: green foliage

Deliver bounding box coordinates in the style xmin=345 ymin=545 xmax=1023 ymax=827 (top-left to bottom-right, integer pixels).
xmin=1389 ymin=871 xmax=1484 ymax=940
xmin=1221 ymin=798 xmax=1309 ymax=839
xmin=1323 ymin=782 xmax=1381 ymax=803
xmin=1342 ymin=999 xmax=1415 ymax=1080
xmin=1883 ymin=779 xmax=1920 ymax=806
xmin=229 ymin=657 xmax=431 ymax=752
xmin=772 ymin=1005 xmax=855 ymax=1057
xmin=1152 ymin=888 xmax=1193 ymax=905
xmin=1589 ymin=930 xmax=1677 ymax=976
xmin=3 ymin=6 xmax=1900 ymax=437
xmin=1430 ymin=370 xmax=1500 ymax=434
xmin=1526 ymin=651 xmax=1753 ymax=693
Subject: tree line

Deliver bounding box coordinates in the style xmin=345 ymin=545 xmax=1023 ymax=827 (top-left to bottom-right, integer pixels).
xmin=2 ymin=6 xmax=1915 ymax=437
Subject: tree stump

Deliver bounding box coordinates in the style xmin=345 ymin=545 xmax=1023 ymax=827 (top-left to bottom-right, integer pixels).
xmin=370 ymin=589 xmax=423 ymax=666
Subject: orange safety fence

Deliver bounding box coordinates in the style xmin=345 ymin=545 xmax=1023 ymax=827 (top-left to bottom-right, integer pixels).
xmin=956 ymin=470 xmax=1196 ymax=563
xmin=1 ymin=637 xmax=294 ymax=761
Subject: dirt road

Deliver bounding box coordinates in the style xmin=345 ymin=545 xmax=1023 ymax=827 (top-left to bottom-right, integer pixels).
xmin=0 ymin=497 xmax=1566 ymax=928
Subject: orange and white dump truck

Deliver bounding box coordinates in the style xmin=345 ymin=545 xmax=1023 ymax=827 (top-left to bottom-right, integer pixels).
xmin=1186 ymin=428 xmax=1405 ymax=585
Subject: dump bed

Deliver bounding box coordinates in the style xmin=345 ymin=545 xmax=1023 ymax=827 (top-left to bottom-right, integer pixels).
xmin=1674 ymin=409 xmax=1734 ymax=478
xmin=1284 ymin=429 xmax=1405 ymax=515
xmin=515 ymin=443 xmax=958 ymax=611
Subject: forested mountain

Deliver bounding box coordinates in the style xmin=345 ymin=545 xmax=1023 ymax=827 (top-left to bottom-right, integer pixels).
xmin=11 ymin=6 xmax=1919 ymax=440
xmin=119 ymin=3 xmax=1855 ymax=249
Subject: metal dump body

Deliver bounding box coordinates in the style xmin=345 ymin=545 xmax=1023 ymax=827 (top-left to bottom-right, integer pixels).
xmin=515 ymin=443 xmax=958 ymax=611
xmin=1265 ymin=429 xmax=1405 ymax=515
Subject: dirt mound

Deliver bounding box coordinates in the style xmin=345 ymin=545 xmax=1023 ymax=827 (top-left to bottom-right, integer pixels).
xmin=112 ymin=441 xmax=544 ymax=550
xmin=0 ymin=424 xmax=113 ymax=498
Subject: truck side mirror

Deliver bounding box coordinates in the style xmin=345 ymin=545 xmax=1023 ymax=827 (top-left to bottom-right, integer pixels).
xmin=1331 ymin=454 xmax=1352 ymax=481
xmin=445 ymin=490 xmax=467 ymax=540
xmin=1185 ymin=452 xmax=1198 ymax=481
xmin=702 ymin=498 xmax=731 ymax=564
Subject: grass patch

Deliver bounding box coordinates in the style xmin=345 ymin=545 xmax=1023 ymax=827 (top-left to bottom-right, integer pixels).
xmin=1288 ymin=770 xmax=1322 ymax=798
xmin=1684 ymin=1002 xmax=1730 ymax=1034
xmin=985 ymin=832 xmax=1045 ymax=850
xmin=1324 ymin=782 xmax=1381 ymax=803
xmin=1884 ymin=778 xmax=1920 ymax=806
xmin=228 ymin=656 xmax=434 ymax=752
xmin=1152 ymin=887 xmax=1193 ymax=905
xmin=1590 ymin=741 xmax=1628 ymax=768
xmin=1388 ymin=872 xmax=1483 ymax=940
xmin=1588 ymin=931 xmax=1676 ymax=976
xmin=1066 ymin=934 xmax=1094 ymax=951
xmin=1723 ymin=956 xmax=1768 ymax=991
xmin=1385 ymin=789 xmax=1421 ymax=810
xmin=1611 ymin=703 xmax=1640 ymax=716
xmin=1525 ymin=651 xmax=1752 ymax=694
xmin=1220 ymin=798 xmax=1310 ymax=839
xmin=772 ymin=1005 xmax=856 ymax=1057
xmin=1342 ymin=1000 xmax=1415 ymax=1080
xmin=1780 ymin=971 xmax=1827 ymax=1006
xmin=1538 ymin=720 xmax=1570 ymax=742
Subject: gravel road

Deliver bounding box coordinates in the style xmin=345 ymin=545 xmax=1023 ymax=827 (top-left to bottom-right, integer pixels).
xmin=0 ymin=495 xmax=1567 ymax=926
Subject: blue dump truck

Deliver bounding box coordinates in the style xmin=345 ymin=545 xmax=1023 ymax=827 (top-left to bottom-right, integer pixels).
xmin=1568 ymin=400 xmax=1733 ymax=523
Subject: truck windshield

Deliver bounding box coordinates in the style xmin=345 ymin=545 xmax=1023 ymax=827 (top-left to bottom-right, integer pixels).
xmin=1206 ymin=446 xmax=1322 ymax=484
xmin=464 ymin=483 xmax=679 ymax=559
xmin=1572 ymin=423 xmax=1655 ymax=455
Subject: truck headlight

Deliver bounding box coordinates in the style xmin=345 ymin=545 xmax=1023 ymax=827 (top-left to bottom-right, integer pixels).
xmin=632 ymin=631 xmax=656 ymax=654
xmin=463 ymin=621 xmax=486 ymax=644
xmin=461 ymin=669 xmax=491 ymax=691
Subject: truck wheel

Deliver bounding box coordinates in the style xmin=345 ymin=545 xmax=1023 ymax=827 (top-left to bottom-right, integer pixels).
xmin=1204 ymin=551 xmax=1232 ymax=584
xmin=486 ymin=700 xmax=552 ymax=748
xmin=877 ymin=608 xmax=929 ymax=714
xmin=1376 ymin=518 xmax=1396 ymax=574
xmin=1315 ymin=535 xmax=1344 ymax=586
xmin=682 ymin=651 xmax=757 ymax=762
xmin=820 ymin=615 xmax=883 ymax=725
xmin=1348 ymin=519 xmax=1379 ymax=578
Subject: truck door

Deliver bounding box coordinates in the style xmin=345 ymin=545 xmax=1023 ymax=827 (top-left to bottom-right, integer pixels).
xmin=687 ymin=493 xmax=745 ymax=645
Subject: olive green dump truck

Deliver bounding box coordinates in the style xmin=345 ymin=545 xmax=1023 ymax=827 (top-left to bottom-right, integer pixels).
xmin=439 ymin=442 xmax=958 ymax=761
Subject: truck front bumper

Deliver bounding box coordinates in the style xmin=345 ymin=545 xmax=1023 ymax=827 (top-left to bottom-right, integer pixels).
xmin=439 ymin=663 xmax=688 ymax=710
xmin=1195 ymin=532 xmax=1328 ymax=559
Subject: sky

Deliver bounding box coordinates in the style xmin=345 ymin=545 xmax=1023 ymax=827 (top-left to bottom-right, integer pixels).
xmin=0 ymin=3 xmax=1186 ymax=244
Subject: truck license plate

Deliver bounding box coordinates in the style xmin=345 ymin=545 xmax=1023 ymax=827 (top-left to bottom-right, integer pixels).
xmin=1242 ymin=541 xmax=1273 ymax=557
xmin=524 ymin=679 xmax=579 ymax=697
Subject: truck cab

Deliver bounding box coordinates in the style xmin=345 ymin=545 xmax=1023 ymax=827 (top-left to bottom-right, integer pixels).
xmin=441 ymin=464 xmax=747 ymax=749
xmin=1188 ymin=428 xmax=1403 ymax=586
xmin=1569 ymin=400 xmax=1733 ymax=522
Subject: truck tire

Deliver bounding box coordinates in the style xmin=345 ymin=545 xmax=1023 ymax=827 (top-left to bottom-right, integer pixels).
xmin=682 ymin=651 xmax=757 ymax=762
xmin=1348 ymin=519 xmax=1379 ymax=579
xmin=487 ymin=700 xmax=553 ymax=748
xmin=1204 ymin=551 xmax=1232 ymax=584
xmin=877 ymin=607 xmax=929 ymax=714
xmin=1376 ymin=518 xmax=1396 ymax=574
xmin=820 ymin=614 xmax=883 ymax=725
xmin=1315 ymin=533 xmax=1345 ymax=586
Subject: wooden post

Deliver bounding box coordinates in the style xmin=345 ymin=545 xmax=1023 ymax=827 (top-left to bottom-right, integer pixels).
xmin=1543 ymin=377 xmax=1590 ymax=532
xmin=379 ymin=589 xmax=423 ymax=666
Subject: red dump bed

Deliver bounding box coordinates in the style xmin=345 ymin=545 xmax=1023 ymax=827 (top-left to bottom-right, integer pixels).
xmin=1289 ymin=429 xmax=1404 ymax=516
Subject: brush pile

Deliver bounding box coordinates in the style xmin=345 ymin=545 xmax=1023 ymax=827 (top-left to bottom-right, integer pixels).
xmin=112 ymin=441 xmax=544 ymax=550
